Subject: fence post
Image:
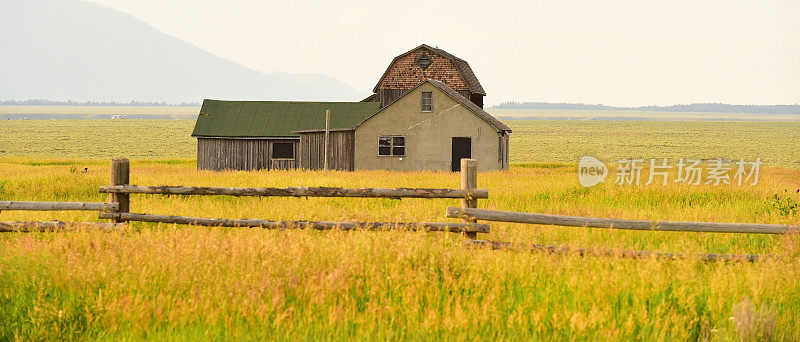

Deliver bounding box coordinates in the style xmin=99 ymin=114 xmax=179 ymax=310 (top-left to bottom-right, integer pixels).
xmin=109 ymin=158 xmax=130 ymax=224
xmin=461 ymin=158 xmax=478 ymax=239
xmin=324 ymin=109 xmax=330 ymax=171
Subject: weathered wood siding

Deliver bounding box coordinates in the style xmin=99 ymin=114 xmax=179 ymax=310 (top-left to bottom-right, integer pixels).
xmin=270 ymin=158 xmax=296 ymax=170
xmin=376 ymin=89 xmax=409 ymax=108
xmin=469 ymin=93 xmax=484 ymax=109
xmin=299 ymin=131 xmax=355 ymax=171
xmin=376 ymin=90 xmax=478 ymax=109
xmin=197 ymin=138 xmax=298 ymax=171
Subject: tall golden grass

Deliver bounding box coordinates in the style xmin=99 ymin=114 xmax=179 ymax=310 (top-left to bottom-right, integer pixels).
xmin=1 ymin=159 xmax=799 ymax=340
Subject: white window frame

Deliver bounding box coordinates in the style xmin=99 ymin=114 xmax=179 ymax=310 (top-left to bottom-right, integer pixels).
xmin=378 ymin=135 xmax=406 ymax=157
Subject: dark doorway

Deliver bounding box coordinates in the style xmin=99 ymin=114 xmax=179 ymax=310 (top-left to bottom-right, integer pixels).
xmin=451 ymin=137 xmax=472 ymax=172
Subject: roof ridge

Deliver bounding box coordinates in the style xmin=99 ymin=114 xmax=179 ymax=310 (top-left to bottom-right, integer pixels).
xmin=203 ymin=99 xmax=370 ymax=104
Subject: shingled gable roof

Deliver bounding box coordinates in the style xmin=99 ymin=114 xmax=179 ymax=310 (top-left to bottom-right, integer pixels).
xmin=372 ymin=44 xmax=487 ymax=95
xmin=356 ymin=79 xmax=511 ymax=133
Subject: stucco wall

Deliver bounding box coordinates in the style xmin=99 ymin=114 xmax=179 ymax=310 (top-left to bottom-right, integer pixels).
xmin=354 ymin=83 xmax=504 ymax=172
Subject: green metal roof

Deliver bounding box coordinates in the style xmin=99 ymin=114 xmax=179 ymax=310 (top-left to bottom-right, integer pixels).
xmin=191 ymin=99 xmax=381 ymax=138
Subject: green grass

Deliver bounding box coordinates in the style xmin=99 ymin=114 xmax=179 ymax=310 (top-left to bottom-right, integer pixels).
xmin=508 ymin=120 xmax=800 ymax=168
xmin=0 ymin=119 xmax=196 ymax=159
xmin=488 ymin=108 xmax=800 ymax=121
xmin=0 ymin=105 xmax=199 ymax=117
xmin=0 ymin=119 xmax=799 ymax=340
xmin=1 ymin=119 xmax=799 ymax=168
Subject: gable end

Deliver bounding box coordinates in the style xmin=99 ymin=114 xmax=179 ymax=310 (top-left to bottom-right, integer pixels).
xmin=357 ymin=80 xmax=510 ymax=133
xmin=372 ymin=44 xmax=485 ymax=95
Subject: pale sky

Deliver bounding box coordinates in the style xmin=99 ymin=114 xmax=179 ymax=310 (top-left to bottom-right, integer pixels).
xmin=91 ymin=0 xmax=800 ymax=106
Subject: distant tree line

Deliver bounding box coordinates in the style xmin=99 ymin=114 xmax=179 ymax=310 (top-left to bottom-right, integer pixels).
xmin=0 ymin=99 xmax=200 ymax=106
xmin=490 ymin=102 xmax=800 ymax=114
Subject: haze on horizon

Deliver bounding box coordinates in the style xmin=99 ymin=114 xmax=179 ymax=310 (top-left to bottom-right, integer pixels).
xmin=17 ymin=0 xmax=800 ymax=107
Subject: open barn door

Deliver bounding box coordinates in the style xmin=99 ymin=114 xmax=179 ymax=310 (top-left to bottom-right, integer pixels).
xmin=451 ymin=137 xmax=471 ymax=172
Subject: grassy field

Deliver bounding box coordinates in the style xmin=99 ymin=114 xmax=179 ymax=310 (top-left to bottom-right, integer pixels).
xmin=490 ymin=108 xmax=800 ymax=121
xmin=0 ymin=105 xmax=199 ymax=119
xmin=1 ymin=119 xmax=800 ymax=340
xmin=1 ymin=119 xmax=799 ymax=167
xmin=1 ymin=160 xmax=799 ymax=340
xmin=509 ymin=120 xmax=800 ymax=168
xmin=0 ymin=119 xmax=197 ymax=159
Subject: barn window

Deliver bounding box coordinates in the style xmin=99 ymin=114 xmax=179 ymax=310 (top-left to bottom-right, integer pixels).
xmin=416 ymin=54 xmax=432 ymax=69
xmin=378 ymin=136 xmax=405 ymax=156
xmin=272 ymin=142 xmax=294 ymax=159
xmin=421 ymin=92 xmax=433 ymax=112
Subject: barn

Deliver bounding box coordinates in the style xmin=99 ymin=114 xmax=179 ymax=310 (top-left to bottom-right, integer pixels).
xmin=191 ymin=101 xmax=379 ymax=171
xmin=192 ymin=44 xmax=511 ymax=172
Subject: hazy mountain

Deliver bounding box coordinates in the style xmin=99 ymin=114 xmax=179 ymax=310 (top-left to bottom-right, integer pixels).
xmin=491 ymin=102 xmax=800 ymax=114
xmin=0 ymin=0 xmax=366 ymax=103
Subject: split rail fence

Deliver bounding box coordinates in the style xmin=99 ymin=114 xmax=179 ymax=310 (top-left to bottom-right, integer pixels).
xmin=3 ymin=157 xmax=798 ymax=262
xmin=1 ymin=158 xmax=490 ymax=237
xmin=446 ymin=207 xmax=798 ymax=234
xmin=0 ymin=201 xmax=123 ymax=232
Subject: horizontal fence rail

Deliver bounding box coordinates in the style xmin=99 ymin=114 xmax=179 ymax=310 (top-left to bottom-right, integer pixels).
xmin=99 ymin=212 xmax=490 ymax=233
xmin=0 ymin=201 xmax=119 ymax=211
xmin=1 ymin=221 xmax=125 ymax=232
xmin=466 ymin=240 xmax=771 ymax=262
xmin=99 ymin=185 xmax=489 ymax=199
xmin=447 ymin=207 xmax=798 ymax=234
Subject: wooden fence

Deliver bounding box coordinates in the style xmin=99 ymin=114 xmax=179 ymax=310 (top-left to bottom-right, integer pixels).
xmin=1 ymin=158 xmax=489 ymax=235
xmin=449 ymin=207 xmax=796 ymax=262
xmin=447 ymin=207 xmax=798 ymax=234
xmin=0 ymin=200 xmax=123 ymax=231
xmin=93 ymin=158 xmax=488 ymax=234
xmin=98 ymin=185 xmax=488 ymax=199
xmin=0 ymin=201 xmax=118 ymax=211
xmin=94 ymin=158 xmax=488 ymax=235
xmin=5 ymin=156 xmax=797 ymax=262
xmin=0 ymin=221 xmax=123 ymax=232
xmin=97 ymin=212 xmax=488 ymax=233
